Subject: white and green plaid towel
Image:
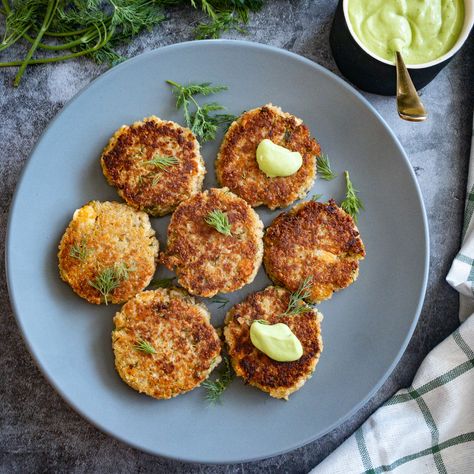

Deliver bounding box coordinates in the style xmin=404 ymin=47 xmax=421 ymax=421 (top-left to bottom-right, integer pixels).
xmin=311 ymin=117 xmax=474 ymax=474
xmin=447 ymin=117 xmax=474 ymax=322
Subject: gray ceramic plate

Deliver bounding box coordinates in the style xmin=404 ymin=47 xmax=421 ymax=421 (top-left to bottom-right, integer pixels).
xmin=6 ymin=40 xmax=429 ymax=464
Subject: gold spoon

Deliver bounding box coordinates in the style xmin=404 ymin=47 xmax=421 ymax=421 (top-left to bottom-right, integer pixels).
xmin=395 ymin=51 xmax=427 ymax=122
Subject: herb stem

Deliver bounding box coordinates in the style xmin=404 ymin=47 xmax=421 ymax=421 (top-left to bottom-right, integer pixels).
xmin=44 ymin=26 xmax=93 ymax=37
xmin=1 ymin=0 xmax=10 ymax=14
xmin=13 ymin=0 xmax=59 ymax=87
xmin=284 ymin=276 xmax=313 ymax=316
xmin=23 ymin=28 xmax=98 ymax=51
xmin=1 ymin=23 xmax=108 ymax=67
xmin=0 ymin=24 xmax=32 ymax=52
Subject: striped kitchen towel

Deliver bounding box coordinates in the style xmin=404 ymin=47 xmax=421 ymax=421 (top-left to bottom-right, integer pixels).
xmin=447 ymin=115 xmax=474 ymax=321
xmin=311 ymin=114 xmax=474 ymax=473
xmin=311 ymin=317 xmax=474 ymax=474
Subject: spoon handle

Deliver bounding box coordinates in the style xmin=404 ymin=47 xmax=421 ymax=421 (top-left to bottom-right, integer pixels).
xmin=395 ymin=51 xmax=427 ymax=122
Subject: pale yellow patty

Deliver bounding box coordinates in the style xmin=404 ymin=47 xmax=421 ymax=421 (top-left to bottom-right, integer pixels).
xmin=58 ymin=201 xmax=159 ymax=305
xmin=224 ymin=286 xmax=323 ymax=400
xmin=161 ymin=188 xmax=264 ymax=297
xmin=112 ymin=288 xmax=222 ymax=399
xmin=101 ymin=116 xmax=205 ymax=216
xmin=216 ymin=104 xmax=320 ymax=209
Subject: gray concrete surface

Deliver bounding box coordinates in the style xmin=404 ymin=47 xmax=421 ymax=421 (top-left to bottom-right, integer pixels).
xmin=1 ymin=1 xmax=473 ymax=472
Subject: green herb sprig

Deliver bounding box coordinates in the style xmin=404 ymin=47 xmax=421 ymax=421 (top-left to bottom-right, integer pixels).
xmin=192 ymin=0 xmax=263 ymax=39
xmin=194 ymin=10 xmax=245 ymax=39
xmin=341 ymin=170 xmax=364 ymax=222
xmin=141 ymin=154 xmax=178 ymax=170
xmin=134 ymin=338 xmax=156 ymax=354
xmin=202 ymin=355 xmax=234 ymax=404
xmin=69 ymin=238 xmax=91 ymax=262
xmin=88 ymin=261 xmax=134 ymax=305
xmin=205 ymin=209 xmax=232 ymax=236
xmin=140 ymin=154 xmax=178 ymax=185
xmin=166 ymin=80 xmax=235 ymax=142
xmin=148 ymin=276 xmax=176 ymax=289
xmin=210 ymin=295 xmax=229 ymax=309
xmin=0 ymin=1 xmax=264 ymax=87
xmin=316 ymin=154 xmax=337 ymax=181
xmin=311 ymin=194 xmax=323 ymax=202
xmin=284 ymin=276 xmax=313 ymax=316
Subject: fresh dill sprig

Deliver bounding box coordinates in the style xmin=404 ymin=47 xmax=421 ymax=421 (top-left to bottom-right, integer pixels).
xmin=134 ymin=338 xmax=156 ymax=354
xmin=311 ymin=194 xmax=323 ymax=202
xmin=192 ymin=0 xmax=263 ymax=38
xmin=210 ymin=296 xmax=229 ymax=309
xmin=148 ymin=276 xmax=176 ymax=289
xmin=194 ymin=10 xmax=246 ymax=39
xmin=0 ymin=1 xmax=264 ymax=87
xmin=114 ymin=261 xmax=135 ymax=280
xmin=202 ymin=355 xmax=234 ymax=404
xmin=141 ymin=154 xmax=178 ymax=171
xmin=88 ymin=262 xmax=134 ymax=304
xmin=166 ymin=80 xmax=235 ymax=142
xmin=341 ymin=170 xmax=364 ymax=222
xmin=190 ymin=103 xmax=235 ymax=142
xmin=69 ymin=238 xmax=91 ymax=262
xmin=0 ymin=0 xmax=167 ymax=86
xmin=205 ymin=210 xmax=232 ymax=236
xmin=284 ymin=276 xmax=313 ymax=316
xmin=316 ymin=154 xmax=337 ymax=181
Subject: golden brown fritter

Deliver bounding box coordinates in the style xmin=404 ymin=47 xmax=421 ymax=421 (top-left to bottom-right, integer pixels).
xmin=263 ymin=199 xmax=365 ymax=303
xmin=224 ymin=286 xmax=323 ymax=400
xmin=161 ymin=188 xmax=264 ymax=297
xmin=216 ymin=104 xmax=320 ymax=209
xmin=101 ymin=116 xmax=205 ymax=216
xmin=58 ymin=201 xmax=158 ymax=305
xmin=112 ymin=288 xmax=221 ymax=399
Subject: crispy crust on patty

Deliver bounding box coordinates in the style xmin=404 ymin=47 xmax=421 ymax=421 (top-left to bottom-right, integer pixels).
xmin=58 ymin=201 xmax=158 ymax=305
xmin=224 ymin=286 xmax=323 ymax=400
xmin=161 ymin=188 xmax=264 ymax=297
xmin=112 ymin=288 xmax=222 ymax=399
xmin=263 ymin=199 xmax=365 ymax=303
xmin=216 ymin=104 xmax=320 ymax=209
xmin=101 ymin=116 xmax=205 ymax=216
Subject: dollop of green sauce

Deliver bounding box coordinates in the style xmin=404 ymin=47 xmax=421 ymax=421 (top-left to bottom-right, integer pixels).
xmin=256 ymin=139 xmax=303 ymax=178
xmin=250 ymin=320 xmax=303 ymax=362
xmin=348 ymin=0 xmax=464 ymax=64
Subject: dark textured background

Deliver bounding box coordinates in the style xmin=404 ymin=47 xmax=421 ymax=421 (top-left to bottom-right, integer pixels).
xmin=1 ymin=1 xmax=473 ymax=472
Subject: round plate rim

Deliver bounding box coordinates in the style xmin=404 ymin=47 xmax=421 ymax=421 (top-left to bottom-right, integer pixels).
xmin=5 ymin=39 xmax=430 ymax=464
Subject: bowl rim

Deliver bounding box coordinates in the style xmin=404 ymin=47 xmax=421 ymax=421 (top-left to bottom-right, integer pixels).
xmin=342 ymin=0 xmax=474 ymax=69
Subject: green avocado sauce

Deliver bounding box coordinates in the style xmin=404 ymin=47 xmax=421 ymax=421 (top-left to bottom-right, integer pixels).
xmin=256 ymin=139 xmax=303 ymax=178
xmin=250 ymin=320 xmax=303 ymax=362
xmin=348 ymin=0 xmax=464 ymax=64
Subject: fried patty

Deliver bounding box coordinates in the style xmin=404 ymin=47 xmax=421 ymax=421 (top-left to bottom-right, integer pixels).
xmin=161 ymin=188 xmax=264 ymax=297
xmin=216 ymin=104 xmax=320 ymax=209
xmin=264 ymin=199 xmax=365 ymax=303
xmin=101 ymin=116 xmax=205 ymax=216
xmin=224 ymin=286 xmax=323 ymax=400
xmin=58 ymin=201 xmax=159 ymax=305
xmin=112 ymin=288 xmax=221 ymax=399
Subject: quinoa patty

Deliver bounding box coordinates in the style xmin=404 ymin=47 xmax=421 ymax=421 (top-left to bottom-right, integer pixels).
xmin=161 ymin=188 xmax=264 ymax=297
xmin=101 ymin=116 xmax=205 ymax=216
xmin=112 ymin=288 xmax=221 ymax=399
xmin=263 ymin=199 xmax=365 ymax=303
xmin=58 ymin=201 xmax=158 ymax=305
xmin=224 ymin=286 xmax=323 ymax=400
xmin=216 ymin=104 xmax=320 ymax=209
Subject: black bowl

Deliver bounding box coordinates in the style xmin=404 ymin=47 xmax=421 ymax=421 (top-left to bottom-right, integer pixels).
xmin=330 ymin=0 xmax=469 ymax=96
